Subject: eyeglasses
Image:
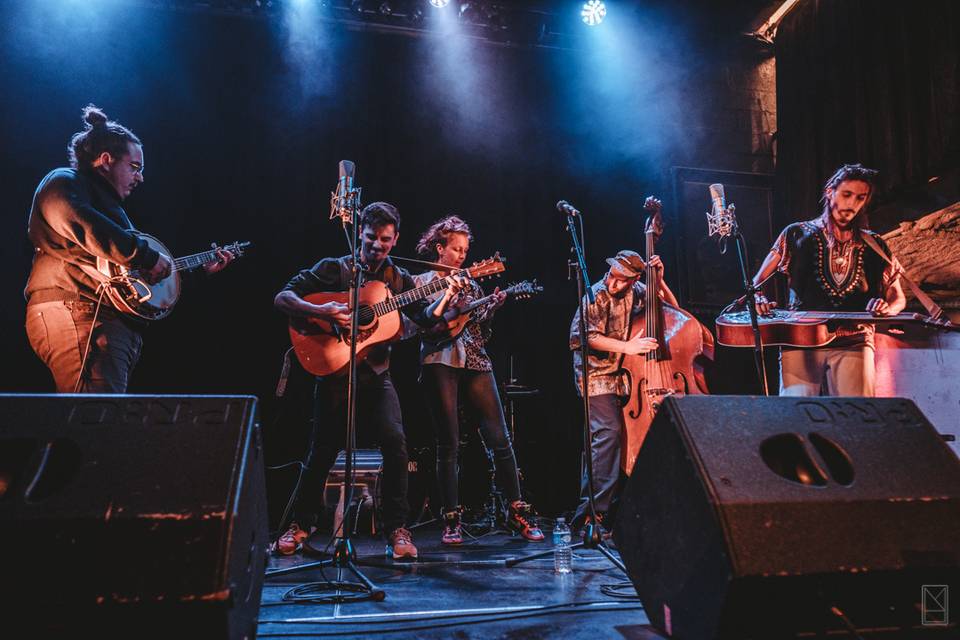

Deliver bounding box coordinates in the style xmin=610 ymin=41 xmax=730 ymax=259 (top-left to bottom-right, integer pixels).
xmin=128 ymin=161 xmax=144 ymax=176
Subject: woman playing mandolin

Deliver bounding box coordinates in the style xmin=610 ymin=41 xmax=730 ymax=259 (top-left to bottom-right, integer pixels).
xmin=410 ymin=215 xmax=544 ymax=545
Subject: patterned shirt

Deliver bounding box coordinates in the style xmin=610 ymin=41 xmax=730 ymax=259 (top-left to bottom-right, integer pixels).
xmin=569 ymin=277 xmax=646 ymax=397
xmin=770 ymin=218 xmax=901 ymax=346
xmin=409 ymin=270 xmax=495 ymax=371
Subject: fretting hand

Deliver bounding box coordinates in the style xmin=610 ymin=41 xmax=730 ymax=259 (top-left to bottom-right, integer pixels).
xmin=203 ymin=247 xmax=236 ymax=274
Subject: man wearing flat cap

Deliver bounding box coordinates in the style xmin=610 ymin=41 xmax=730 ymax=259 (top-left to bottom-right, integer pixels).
xmin=568 ymin=248 xmax=678 ymax=534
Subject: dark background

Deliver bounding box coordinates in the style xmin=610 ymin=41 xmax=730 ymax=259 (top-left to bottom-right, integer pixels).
xmin=2 ymin=0 xmax=956 ymax=525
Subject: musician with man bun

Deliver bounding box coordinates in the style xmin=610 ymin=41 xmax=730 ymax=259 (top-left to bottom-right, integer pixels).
xmin=24 ymin=104 xmax=234 ymax=393
xmin=752 ymin=163 xmax=905 ymax=396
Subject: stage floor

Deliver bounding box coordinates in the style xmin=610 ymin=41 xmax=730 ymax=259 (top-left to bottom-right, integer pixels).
xmin=258 ymin=520 xmax=662 ymax=639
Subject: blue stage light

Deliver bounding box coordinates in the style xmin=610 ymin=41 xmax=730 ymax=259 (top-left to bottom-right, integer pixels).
xmin=581 ymin=0 xmax=606 ymax=26
xmin=429 ymin=0 xmax=450 ymax=7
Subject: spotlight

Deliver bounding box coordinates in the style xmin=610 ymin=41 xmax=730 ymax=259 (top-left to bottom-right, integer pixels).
xmin=429 ymin=0 xmax=449 ymax=7
xmin=581 ymin=0 xmax=605 ymax=26
xmin=378 ymin=1 xmax=392 ymax=15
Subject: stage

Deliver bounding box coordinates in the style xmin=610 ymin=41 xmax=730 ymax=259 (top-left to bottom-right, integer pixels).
xmin=259 ymin=522 xmax=657 ymax=639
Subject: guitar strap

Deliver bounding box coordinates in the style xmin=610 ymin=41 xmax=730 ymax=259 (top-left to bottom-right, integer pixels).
xmin=860 ymin=232 xmax=943 ymax=320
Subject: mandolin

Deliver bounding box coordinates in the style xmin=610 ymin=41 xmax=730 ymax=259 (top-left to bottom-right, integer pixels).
xmin=421 ymin=279 xmax=543 ymax=346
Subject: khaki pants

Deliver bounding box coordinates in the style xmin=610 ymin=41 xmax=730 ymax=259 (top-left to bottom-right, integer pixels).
xmin=779 ymin=344 xmax=875 ymax=397
xmin=25 ymin=300 xmax=142 ymax=393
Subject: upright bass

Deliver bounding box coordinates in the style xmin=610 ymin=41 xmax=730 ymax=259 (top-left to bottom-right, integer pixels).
xmin=619 ymin=197 xmax=714 ymax=474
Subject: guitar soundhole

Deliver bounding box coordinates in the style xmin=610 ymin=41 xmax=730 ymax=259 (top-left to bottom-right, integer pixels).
xmin=358 ymin=306 xmax=375 ymax=326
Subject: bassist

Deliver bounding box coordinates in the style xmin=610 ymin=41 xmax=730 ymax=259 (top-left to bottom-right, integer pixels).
xmin=568 ymin=248 xmax=677 ymax=536
xmin=751 ymin=163 xmax=905 ymax=396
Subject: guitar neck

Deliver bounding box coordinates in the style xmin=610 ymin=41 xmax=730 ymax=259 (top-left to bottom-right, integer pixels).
xmin=793 ymin=311 xmax=921 ymax=323
xmin=172 ymin=249 xmax=220 ymax=273
xmin=372 ymin=273 xmax=458 ymax=316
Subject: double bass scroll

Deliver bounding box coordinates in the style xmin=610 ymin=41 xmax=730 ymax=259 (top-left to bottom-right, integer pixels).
xmin=618 ymin=197 xmax=714 ymax=475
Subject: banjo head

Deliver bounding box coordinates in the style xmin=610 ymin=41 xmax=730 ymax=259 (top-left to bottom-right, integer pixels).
xmin=101 ymin=232 xmax=182 ymax=321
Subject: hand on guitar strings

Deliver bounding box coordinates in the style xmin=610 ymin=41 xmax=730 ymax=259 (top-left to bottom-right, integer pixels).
xmin=316 ymin=301 xmax=352 ymax=327
xmin=865 ymin=297 xmax=894 ymax=317
xmin=433 ymin=274 xmax=470 ymax=317
xmin=754 ymin=293 xmax=777 ymax=317
xmin=202 ymin=247 xmax=236 ymax=275
xmin=488 ymin=287 xmax=508 ymax=311
xmin=143 ymin=253 xmax=173 ymax=285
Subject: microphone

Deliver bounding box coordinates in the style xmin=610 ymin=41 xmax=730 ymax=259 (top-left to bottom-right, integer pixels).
xmin=705 ymin=183 xmax=736 ymax=238
xmin=330 ymin=160 xmax=357 ymax=223
xmin=556 ymin=200 xmax=580 ymax=217
xmin=709 ymin=183 xmax=725 ymax=215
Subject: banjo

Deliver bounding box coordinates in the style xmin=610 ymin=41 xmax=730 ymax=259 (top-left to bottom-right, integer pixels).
xmin=95 ymin=232 xmax=250 ymax=321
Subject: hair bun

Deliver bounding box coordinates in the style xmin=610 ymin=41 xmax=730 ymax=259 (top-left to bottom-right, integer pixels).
xmin=82 ymin=104 xmax=108 ymax=128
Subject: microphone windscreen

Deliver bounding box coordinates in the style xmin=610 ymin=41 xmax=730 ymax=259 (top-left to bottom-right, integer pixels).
xmin=709 ymin=183 xmax=725 ymax=202
xmin=339 ymin=160 xmax=356 ymax=179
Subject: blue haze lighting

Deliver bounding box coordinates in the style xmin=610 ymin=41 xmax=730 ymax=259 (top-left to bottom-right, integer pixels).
xmin=581 ymin=0 xmax=606 ymax=26
xmin=429 ymin=0 xmax=450 ymax=7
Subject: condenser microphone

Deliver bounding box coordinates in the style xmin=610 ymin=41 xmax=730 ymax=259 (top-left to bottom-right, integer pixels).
xmin=709 ymin=183 xmax=725 ymax=215
xmin=706 ymin=183 xmax=735 ymax=239
xmin=556 ymin=200 xmax=580 ymax=217
xmin=330 ymin=160 xmax=356 ymax=222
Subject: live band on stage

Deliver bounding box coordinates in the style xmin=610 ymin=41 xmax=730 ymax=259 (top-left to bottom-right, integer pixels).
xmin=22 ymin=105 xmax=960 ymax=563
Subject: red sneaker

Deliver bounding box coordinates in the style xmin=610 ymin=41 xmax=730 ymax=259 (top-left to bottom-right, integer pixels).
xmin=276 ymin=521 xmax=311 ymax=556
xmin=441 ymin=511 xmax=463 ymax=545
xmin=508 ymin=500 xmax=545 ymax=541
xmin=387 ymin=527 xmax=419 ymax=560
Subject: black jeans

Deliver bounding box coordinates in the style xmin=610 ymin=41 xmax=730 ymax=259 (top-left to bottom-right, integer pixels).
xmin=421 ymin=364 xmax=521 ymax=513
xmin=25 ymin=300 xmax=142 ymax=393
xmin=293 ymin=370 xmax=410 ymax=535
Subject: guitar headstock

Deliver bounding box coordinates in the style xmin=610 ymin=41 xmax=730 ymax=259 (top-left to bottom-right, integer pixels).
xmin=507 ymin=279 xmax=544 ymax=300
xmin=465 ymin=252 xmax=506 ymax=281
xmin=214 ymin=240 xmax=252 ymax=257
xmin=643 ymin=196 xmax=663 ymax=241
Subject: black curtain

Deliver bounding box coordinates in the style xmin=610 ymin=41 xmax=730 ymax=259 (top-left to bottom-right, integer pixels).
xmin=774 ymin=0 xmax=960 ymax=228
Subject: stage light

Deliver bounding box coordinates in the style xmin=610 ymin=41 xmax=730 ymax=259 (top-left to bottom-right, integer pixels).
xmin=581 ymin=0 xmax=605 ymax=26
xmin=429 ymin=0 xmax=450 ymax=7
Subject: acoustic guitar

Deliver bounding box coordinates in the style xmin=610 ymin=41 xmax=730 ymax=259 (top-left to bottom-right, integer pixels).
xmin=95 ymin=232 xmax=250 ymax=320
xmin=290 ymin=254 xmax=505 ymax=376
xmin=716 ymin=309 xmax=958 ymax=348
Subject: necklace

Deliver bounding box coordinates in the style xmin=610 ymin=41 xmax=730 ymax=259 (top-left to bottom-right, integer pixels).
xmin=830 ymin=239 xmax=854 ymax=282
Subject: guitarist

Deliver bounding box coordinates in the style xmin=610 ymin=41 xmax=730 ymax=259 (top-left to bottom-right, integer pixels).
xmin=568 ymin=248 xmax=678 ymax=536
xmin=274 ymin=202 xmax=465 ymax=559
xmin=751 ymin=163 xmax=906 ymax=396
xmin=409 ymin=215 xmax=544 ymax=545
xmin=24 ymin=105 xmax=234 ymax=393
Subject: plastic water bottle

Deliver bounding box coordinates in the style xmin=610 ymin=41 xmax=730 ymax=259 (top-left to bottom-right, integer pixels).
xmin=553 ymin=517 xmax=572 ymax=574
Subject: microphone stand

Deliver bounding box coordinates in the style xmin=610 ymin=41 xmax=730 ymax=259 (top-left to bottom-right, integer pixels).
xmin=503 ymin=208 xmax=626 ymax=573
xmin=266 ymin=175 xmax=384 ymax=603
xmin=721 ymin=210 xmax=770 ymax=396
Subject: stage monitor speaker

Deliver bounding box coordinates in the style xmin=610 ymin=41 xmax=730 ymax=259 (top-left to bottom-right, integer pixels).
xmin=614 ymin=395 xmax=960 ymax=639
xmin=0 ymin=394 xmax=268 ymax=639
